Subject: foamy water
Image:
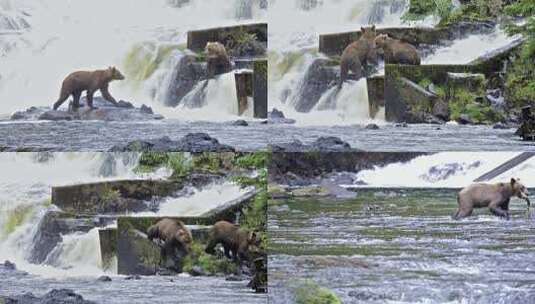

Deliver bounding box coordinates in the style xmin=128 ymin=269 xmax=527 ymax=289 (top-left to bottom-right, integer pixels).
xmin=0 ymin=0 xmax=266 ymax=120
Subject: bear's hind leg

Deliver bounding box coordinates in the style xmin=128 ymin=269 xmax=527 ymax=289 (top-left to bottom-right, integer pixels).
xmin=71 ymin=91 xmax=82 ymax=112
xmin=204 ymin=239 xmax=218 ymax=255
xmin=86 ymin=90 xmax=96 ymax=110
xmin=53 ymin=90 xmax=70 ymax=110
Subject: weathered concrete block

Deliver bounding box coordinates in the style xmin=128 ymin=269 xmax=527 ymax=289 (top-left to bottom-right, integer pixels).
xmin=116 ymin=217 xmax=213 ymax=275
xmin=99 ymin=228 xmax=117 ymax=271
xmin=470 ymin=37 xmax=525 ymax=75
xmin=385 ymin=76 xmax=439 ymax=122
xmin=187 ymin=23 xmax=267 ymax=53
xmin=367 ymin=75 xmax=385 ymax=119
xmin=235 ymin=71 xmax=253 ymax=116
xmin=253 ymin=60 xmax=268 ymax=118
xmin=446 ymin=72 xmax=486 ymax=96
xmin=51 ymin=180 xmax=182 ymax=215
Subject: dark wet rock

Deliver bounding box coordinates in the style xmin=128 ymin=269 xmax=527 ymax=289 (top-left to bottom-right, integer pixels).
xmin=29 ymin=211 xmax=102 ymax=264
xmin=2 ymin=260 xmax=16 ymax=270
xmin=365 ymin=123 xmax=379 ymax=130
xmin=12 ymin=97 xmax=164 ymax=121
xmin=422 ymin=161 xmax=481 ymax=183
xmin=189 ymin=266 xmax=208 ymax=277
xmin=270 ymin=136 xmax=356 ymax=152
xmin=0 ymin=289 xmax=96 ymax=304
xmin=493 ymin=123 xmax=510 ymax=129
xmin=109 ymin=133 xmax=235 ymax=152
xmin=165 ymin=55 xmax=206 ymax=107
xmin=267 ymin=108 xmax=296 ymax=124
xmin=139 ymin=104 xmax=154 ymax=114
xmin=124 ymin=275 xmax=142 ymax=280
xmin=97 ymin=275 xmax=112 ymax=282
xmin=290 ymin=58 xmax=338 ymax=113
xmin=231 ymin=119 xmax=248 ymax=126
xmin=432 ymin=100 xmax=450 ymax=121
xmin=395 ymin=122 xmax=408 ymax=128
xmin=457 ymin=114 xmax=474 ymax=125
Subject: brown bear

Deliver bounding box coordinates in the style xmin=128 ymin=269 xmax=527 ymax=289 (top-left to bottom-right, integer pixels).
xmin=374 ymin=34 xmax=421 ymax=65
xmin=205 ymin=41 xmax=232 ymax=78
xmin=205 ymin=220 xmax=260 ymax=267
xmin=339 ymin=25 xmax=378 ymax=87
xmin=52 ymin=67 xmax=125 ymax=111
xmin=454 ymin=178 xmax=530 ymax=220
xmin=147 ymin=218 xmax=193 ymax=271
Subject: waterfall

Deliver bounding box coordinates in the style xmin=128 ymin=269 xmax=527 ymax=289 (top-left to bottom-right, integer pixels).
xmin=0 ymin=0 xmax=266 ymax=119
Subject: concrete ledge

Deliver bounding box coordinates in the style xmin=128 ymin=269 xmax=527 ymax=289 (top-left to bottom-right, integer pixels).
xmin=385 ymin=76 xmax=438 ymax=122
xmin=187 ymin=23 xmax=267 ymax=53
xmin=201 ymin=189 xmax=260 ymax=223
xmin=367 ymin=75 xmax=385 ymax=119
xmin=99 ymin=228 xmax=117 ymax=271
xmin=235 ymin=71 xmax=253 ymax=116
xmin=51 ymin=180 xmax=183 ymax=215
xmin=319 ymin=27 xmax=451 ymax=56
xmin=253 ymin=60 xmax=268 ymax=118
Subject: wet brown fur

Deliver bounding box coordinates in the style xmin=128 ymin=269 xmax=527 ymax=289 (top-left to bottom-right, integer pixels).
xmin=454 ymin=178 xmax=530 ymax=220
xmin=205 ymin=221 xmax=259 ymax=266
xmin=339 ymin=26 xmax=378 ymax=87
xmin=53 ymin=67 xmax=125 ymax=111
xmin=374 ymin=34 xmax=421 ymax=65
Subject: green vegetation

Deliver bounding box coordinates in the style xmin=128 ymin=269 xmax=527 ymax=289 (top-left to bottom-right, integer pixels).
xmin=448 ymin=88 xmax=504 ymax=123
xmin=100 ymin=185 xmax=121 ymax=205
xmin=223 ymin=28 xmax=259 ymax=51
xmin=294 ymin=280 xmax=341 ymax=304
xmin=504 ymin=0 xmax=535 ymax=108
xmin=403 ymin=0 xmax=503 ymax=26
xmin=182 ymin=242 xmax=237 ymax=275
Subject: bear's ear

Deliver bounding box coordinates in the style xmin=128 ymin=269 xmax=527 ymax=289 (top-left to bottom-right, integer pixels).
xmin=249 ymin=232 xmax=257 ymax=242
xmin=511 ymin=178 xmax=516 ymax=185
xmin=371 ymin=25 xmax=376 ymax=31
xmin=361 ymin=27 xmax=365 ymax=32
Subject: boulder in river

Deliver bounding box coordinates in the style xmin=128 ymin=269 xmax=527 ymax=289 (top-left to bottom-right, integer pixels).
xmin=0 ymin=289 xmax=96 ymax=304
xmin=267 ymin=108 xmax=296 ymax=124
xmin=10 ymin=97 xmax=164 ymax=121
xmin=270 ymin=136 xmax=358 ymax=152
xmin=109 ymin=133 xmax=235 ymax=152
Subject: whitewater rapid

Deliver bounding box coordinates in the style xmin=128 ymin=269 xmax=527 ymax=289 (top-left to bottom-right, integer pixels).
xmin=0 ymin=0 xmax=265 ymax=120
xmin=269 ymin=0 xmax=521 ymax=126
xmin=353 ymin=152 xmax=535 ymax=188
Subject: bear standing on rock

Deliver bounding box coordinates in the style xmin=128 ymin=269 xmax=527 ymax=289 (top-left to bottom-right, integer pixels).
xmin=205 ymin=41 xmax=232 ymax=78
xmin=205 ymin=221 xmax=260 ymax=267
xmin=374 ymin=34 xmax=421 ymax=65
xmin=52 ymin=67 xmax=125 ymax=111
xmin=147 ymin=218 xmax=193 ymax=271
xmin=339 ymin=25 xmax=378 ymax=87
xmin=454 ymin=178 xmax=530 ymax=220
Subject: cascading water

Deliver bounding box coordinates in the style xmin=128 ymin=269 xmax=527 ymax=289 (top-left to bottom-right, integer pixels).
xmin=269 ymin=0 xmax=522 ymax=126
xmin=0 ymin=153 xmax=143 ymax=277
xmin=0 ymin=0 xmax=266 ymax=119
xmin=353 ymin=152 xmax=535 ymax=188
xmin=269 ymin=0 xmax=410 ymax=126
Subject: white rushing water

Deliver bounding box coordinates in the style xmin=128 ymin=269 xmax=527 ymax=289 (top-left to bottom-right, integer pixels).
xmin=0 ymin=153 xmax=252 ymax=278
xmin=0 ymin=0 xmax=266 ymax=119
xmin=269 ymin=0 xmax=520 ymax=126
xmin=136 ymin=181 xmax=251 ymax=217
xmin=353 ymin=152 xmax=535 ymax=188
xmin=0 ymin=153 xmax=144 ymax=277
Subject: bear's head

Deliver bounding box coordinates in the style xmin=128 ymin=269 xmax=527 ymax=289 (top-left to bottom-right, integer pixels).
xmin=360 ymin=25 xmax=376 ymax=42
xmin=374 ymin=34 xmax=391 ymax=49
xmin=174 ymin=228 xmax=192 ymax=254
xmin=511 ymin=178 xmax=530 ymax=205
xmin=205 ymin=41 xmax=225 ymax=56
xmin=108 ymin=66 xmax=125 ymax=81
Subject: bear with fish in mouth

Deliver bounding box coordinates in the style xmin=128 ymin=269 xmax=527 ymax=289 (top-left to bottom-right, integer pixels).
xmin=454 ymin=178 xmax=530 ymax=220
xmin=52 ymin=67 xmax=125 ymax=111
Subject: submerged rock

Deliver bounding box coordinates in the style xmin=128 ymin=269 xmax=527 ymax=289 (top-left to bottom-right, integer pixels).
xmin=267 ymin=108 xmax=296 ymax=124
xmin=365 ymin=123 xmax=379 ymax=130
xmin=270 ymin=137 xmax=357 ymax=152
xmin=109 ymin=133 xmax=235 ymax=152
xmin=231 ymin=119 xmax=249 ymax=126
xmin=1 ymin=260 xmax=16 ymax=270
xmin=97 ymin=275 xmax=112 ymax=282
xmin=11 ymin=97 xmax=164 ymax=122
xmin=0 ymin=289 xmax=96 ymax=304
